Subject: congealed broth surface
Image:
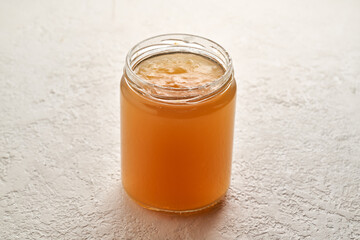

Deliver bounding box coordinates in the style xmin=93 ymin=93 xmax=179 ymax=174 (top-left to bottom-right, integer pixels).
xmin=134 ymin=53 xmax=224 ymax=89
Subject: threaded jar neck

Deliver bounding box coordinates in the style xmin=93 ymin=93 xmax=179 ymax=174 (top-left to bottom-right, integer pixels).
xmin=124 ymin=33 xmax=233 ymax=103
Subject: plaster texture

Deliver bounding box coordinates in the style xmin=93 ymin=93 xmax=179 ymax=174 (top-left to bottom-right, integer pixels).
xmin=0 ymin=0 xmax=359 ymax=239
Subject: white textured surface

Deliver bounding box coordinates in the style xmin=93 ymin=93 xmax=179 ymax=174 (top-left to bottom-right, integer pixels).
xmin=1 ymin=0 xmax=360 ymax=239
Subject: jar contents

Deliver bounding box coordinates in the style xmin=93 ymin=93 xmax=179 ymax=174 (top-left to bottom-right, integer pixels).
xmin=121 ymin=51 xmax=236 ymax=212
xmin=134 ymin=53 xmax=224 ymax=88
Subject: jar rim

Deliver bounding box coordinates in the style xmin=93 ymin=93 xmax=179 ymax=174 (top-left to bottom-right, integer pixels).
xmin=124 ymin=33 xmax=233 ymax=101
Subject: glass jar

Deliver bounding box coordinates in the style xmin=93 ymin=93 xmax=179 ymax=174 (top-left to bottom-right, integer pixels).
xmin=121 ymin=34 xmax=236 ymax=213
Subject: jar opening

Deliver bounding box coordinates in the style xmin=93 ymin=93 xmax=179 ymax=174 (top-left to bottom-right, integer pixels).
xmin=124 ymin=34 xmax=233 ymax=102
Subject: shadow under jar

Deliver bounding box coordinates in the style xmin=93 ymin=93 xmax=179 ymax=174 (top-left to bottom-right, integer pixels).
xmin=121 ymin=34 xmax=236 ymax=213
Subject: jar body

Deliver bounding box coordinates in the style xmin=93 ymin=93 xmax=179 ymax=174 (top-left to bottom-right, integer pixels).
xmin=121 ymin=73 xmax=236 ymax=212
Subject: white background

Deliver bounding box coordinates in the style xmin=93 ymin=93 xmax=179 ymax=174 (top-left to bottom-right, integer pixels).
xmin=1 ymin=0 xmax=359 ymax=239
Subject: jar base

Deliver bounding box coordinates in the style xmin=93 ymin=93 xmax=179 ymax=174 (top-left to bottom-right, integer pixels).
xmin=124 ymin=189 xmax=226 ymax=215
